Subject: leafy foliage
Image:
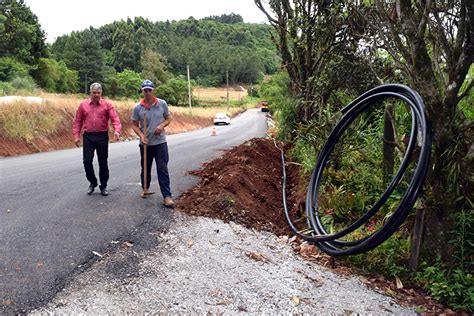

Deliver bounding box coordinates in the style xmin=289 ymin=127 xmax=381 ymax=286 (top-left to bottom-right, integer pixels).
xmin=416 ymin=259 xmax=473 ymax=311
xmin=0 ymin=0 xmax=48 ymax=64
xmin=156 ymin=77 xmax=189 ymax=106
xmin=30 ymin=58 xmax=78 ymax=92
xmin=115 ymin=69 xmax=142 ymax=98
xmin=49 ymin=16 xmax=278 ymax=87
xmin=0 ymin=56 xmax=30 ymax=81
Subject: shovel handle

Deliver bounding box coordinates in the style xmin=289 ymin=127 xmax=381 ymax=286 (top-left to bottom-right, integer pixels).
xmin=143 ymin=113 xmax=148 ymax=193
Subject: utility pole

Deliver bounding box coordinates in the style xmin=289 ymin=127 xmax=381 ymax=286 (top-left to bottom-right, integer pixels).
xmin=187 ymin=65 xmax=192 ymax=110
xmin=226 ymin=70 xmax=230 ymax=112
xmin=84 ymin=74 xmax=88 ymax=94
xmin=197 ymin=78 xmax=200 ymax=101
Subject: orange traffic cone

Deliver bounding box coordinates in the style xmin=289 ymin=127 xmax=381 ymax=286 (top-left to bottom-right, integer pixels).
xmin=211 ymin=127 xmax=217 ymax=136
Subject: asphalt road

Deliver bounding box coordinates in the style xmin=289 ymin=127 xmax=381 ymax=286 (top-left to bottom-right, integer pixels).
xmin=0 ymin=109 xmax=268 ymax=314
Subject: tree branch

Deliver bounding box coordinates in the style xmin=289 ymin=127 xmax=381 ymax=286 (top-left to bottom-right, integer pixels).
xmin=254 ymin=0 xmax=279 ymax=24
xmin=417 ymin=0 xmax=432 ymax=39
xmin=457 ymin=80 xmax=473 ymax=103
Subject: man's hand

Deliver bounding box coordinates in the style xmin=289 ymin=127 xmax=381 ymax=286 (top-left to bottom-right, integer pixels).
xmin=74 ymin=138 xmax=80 ymax=147
xmin=154 ymin=125 xmax=164 ymax=135
xmin=140 ymin=135 xmax=149 ymax=145
xmin=114 ymin=131 xmax=121 ymax=141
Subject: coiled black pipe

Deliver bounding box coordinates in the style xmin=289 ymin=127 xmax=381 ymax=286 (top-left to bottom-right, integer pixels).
xmin=279 ymin=84 xmax=432 ymax=257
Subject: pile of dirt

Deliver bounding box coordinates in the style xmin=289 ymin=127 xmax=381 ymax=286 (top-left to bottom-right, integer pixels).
xmin=177 ymin=137 xmax=303 ymax=237
xmin=176 ymin=137 xmax=446 ymax=314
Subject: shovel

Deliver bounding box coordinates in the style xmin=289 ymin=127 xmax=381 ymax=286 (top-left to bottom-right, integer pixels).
xmin=141 ymin=113 xmax=155 ymax=198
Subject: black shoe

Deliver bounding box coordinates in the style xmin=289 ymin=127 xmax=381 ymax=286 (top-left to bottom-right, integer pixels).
xmin=100 ymin=188 xmax=109 ymax=196
xmin=87 ymin=185 xmax=97 ymax=195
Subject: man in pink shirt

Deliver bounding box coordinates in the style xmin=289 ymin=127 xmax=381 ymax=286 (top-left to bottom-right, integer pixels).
xmin=72 ymin=83 xmax=121 ymax=196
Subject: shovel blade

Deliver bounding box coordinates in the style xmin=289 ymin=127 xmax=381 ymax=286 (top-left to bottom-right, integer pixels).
xmin=140 ymin=191 xmax=156 ymax=198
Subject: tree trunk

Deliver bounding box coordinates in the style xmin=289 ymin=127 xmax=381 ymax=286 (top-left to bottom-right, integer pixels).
xmin=421 ymin=97 xmax=461 ymax=264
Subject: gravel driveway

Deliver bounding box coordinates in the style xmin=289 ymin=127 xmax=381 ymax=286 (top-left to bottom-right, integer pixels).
xmin=32 ymin=212 xmax=415 ymax=314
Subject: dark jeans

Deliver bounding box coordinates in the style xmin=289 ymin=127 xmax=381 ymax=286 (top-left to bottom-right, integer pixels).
xmin=140 ymin=142 xmax=171 ymax=198
xmin=83 ymin=132 xmax=109 ymax=189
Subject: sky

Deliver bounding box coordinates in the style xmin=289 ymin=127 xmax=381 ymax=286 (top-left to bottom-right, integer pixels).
xmin=23 ymin=0 xmax=270 ymax=43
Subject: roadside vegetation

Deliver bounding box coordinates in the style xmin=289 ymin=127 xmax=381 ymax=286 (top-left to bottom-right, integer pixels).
xmin=256 ymin=1 xmax=473 ymax=312
xmin=0 ymin=87 xmax=253 ymax=144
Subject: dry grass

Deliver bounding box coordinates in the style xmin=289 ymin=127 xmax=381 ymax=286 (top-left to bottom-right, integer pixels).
xmin=193 ymin=86 xmax=247 ymax=101
xmin=0 ymin=100 xmax=63 ymax=141
xmin=0 ymin=92 xmax=248 ymax=141
xmin=170 ymin=106 xmax=242 ymax=118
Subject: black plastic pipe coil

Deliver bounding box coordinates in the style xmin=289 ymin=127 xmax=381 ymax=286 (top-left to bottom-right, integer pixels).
xmin=279 ymin=84 xmax=432 ymax=256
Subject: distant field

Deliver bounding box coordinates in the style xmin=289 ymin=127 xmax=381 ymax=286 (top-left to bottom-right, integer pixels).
xmin=0 ymin=93 xmax=245 ymax=120
xmin=0 ymin=89 xmax=259 ymax=156
xmin=193 ymin=86 xmax=248 ymax=101
xmin=0 ymin=89 xmax=256 ymax=146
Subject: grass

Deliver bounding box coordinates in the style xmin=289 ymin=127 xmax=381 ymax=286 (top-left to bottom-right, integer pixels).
xmin=193 ymin=85 xmax=248 ymax=100
xmin=0 ymin=100 xmax=63 ymax=142
xmin=0 ymin=88 xmax=262 ymax=142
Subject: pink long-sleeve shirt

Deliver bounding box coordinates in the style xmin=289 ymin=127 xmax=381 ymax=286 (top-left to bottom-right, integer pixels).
xmin=72 ymin=98 xmax=122 ymax=140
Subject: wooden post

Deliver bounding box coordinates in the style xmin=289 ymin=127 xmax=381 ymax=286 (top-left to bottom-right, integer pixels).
xmin=187 ymin=65 xmax=192 ymax=110
xmin=226 ymin=70 xmax=230 ymax=112
xmin=409 ymin=207 xmax=425 ymax=271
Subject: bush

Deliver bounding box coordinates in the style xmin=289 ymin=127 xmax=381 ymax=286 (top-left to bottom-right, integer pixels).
xmin=343 ymin=231 xmax=409 ymax=277
xmin=155 ymin=84 xmax=176 ymax=104
xmin=0 ymin=57 xmax=30 ymax=81
xmin=30 ymin=58 xmax=78 ymax=93
xmin=115 ymin=69 xmax=142 ymax=98
xmin=10 ymin=75 xmax=37 ymax=92
xmin=196 ymin=75 xmax=220 ymax=87
xmin=416 ymin=260 xmax=474 ymax=311
xmin=156 ymin=77 xmax=189 ymax=106
xmin=0 ymin=81 xmax=14 ymax=95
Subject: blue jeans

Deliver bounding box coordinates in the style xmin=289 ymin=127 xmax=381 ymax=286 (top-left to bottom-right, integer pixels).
xmin=139 ymin=142 xmax=171 ymax=198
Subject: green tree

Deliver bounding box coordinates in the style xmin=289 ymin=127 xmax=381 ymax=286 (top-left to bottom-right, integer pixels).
xmin=112 ymin=19 xmax=149 ymax=72
xmin=115 ymin=68 xmax=142 ymax=97
xmin=156 ymin=77 xmax=189 ymax=105
xmin=0 ymin=0 xmax=47 ymax=64
xmin=0 ymin=56 xmax=30 ymax=81
xmin=63 ymin=30 xmax=106 ymax=92
xmin=30 ymin=58 xmax=78 ymax=92
xmin=203 ymin=13 xmax=244 ymax=24
xmin=353 ymin=0 xmax=473 ymax=265
xmin=255 ymin=0 xmax=367 ymax=121
xmin=140 ymin=49 xmax=170 ymax=85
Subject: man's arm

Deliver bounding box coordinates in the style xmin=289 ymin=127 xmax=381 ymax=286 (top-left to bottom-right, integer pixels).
xmin=72 ymin=104 xmax=84 ymax=147
xmin=155 ymin=101 xmax=171 ymax=135
xmin=132 ymin=120 xmax=148 ymax=144
xmin=108 ymin=103 xmax=122 ymax=141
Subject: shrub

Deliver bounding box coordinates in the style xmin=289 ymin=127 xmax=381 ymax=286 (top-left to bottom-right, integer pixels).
xmin=0 ymin=57 xmax=30 ymax=81
xmin=0 ymin=81 xmax=14 ymax=95
xmin=10 ymin=75 xmax=37 ymax=92
xmin=416 ymin=260 xmax=473 ymax=311
xmin=115 ymin=69 xmax=142 ymax=98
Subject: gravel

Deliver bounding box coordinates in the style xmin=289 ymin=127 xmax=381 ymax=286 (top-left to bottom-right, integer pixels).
xmin=32 ymin=213 xmax=415 ymax=314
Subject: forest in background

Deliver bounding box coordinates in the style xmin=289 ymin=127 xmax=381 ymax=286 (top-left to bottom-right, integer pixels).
xmin=0 ymin=0 xmax=279 ymax=101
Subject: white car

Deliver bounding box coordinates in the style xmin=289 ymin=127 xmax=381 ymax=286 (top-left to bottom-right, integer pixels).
xmin=213 ymin=113 xmax=231 ymax=125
